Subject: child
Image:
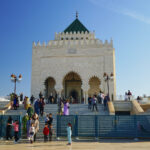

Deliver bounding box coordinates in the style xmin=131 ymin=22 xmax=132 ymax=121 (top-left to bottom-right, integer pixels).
xmin=29 ymin=123 xmax=35 ymax=144
xmin=45 ymin=114 xmax=49 ymax=124
xmin=49 ymin=124 xmax=54 ymax=141
xmin=43 ymin=124 xmax=49 ymax=142
xmin=12 ymin=120 xmax=19 ymax=143
xmin=67 ymin=123 xmax=72 ymax=145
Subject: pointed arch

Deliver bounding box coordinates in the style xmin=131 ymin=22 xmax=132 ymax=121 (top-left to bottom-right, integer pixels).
xmin=88 ymin=76 xmax=101 ymax=96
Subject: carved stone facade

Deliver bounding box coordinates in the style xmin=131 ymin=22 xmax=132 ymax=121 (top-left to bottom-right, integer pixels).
xmin=31 ymin=17 xmax=116 ymax=103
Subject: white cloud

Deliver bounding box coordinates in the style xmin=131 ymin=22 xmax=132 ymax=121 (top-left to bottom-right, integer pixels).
xmin=88 ymin=0 xmax=150 ymax=25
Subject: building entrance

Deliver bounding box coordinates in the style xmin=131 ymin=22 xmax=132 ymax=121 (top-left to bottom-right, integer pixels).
xmin=63 ymin=72 xmax=82 ymax=103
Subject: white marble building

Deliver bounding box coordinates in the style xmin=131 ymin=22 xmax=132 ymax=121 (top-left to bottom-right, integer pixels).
xmin=31 ymin=15 xmax=116 ymax=103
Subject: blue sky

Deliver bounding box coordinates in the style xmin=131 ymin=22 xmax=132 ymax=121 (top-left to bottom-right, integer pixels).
xmin=0 ymin=0 xmax=150 ymax=97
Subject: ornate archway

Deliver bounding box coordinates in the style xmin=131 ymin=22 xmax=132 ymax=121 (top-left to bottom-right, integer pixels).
xmin=62 ymin=72 xmax=82 ymax=103
xmin=88 ymin=76 xmax=101 ymax=96
xmin=44 ymin=77 xmax=56 ymax=99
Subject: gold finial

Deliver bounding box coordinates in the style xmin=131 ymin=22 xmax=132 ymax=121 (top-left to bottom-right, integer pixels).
xmin=76 ymin=11 xmax=78 ymax=19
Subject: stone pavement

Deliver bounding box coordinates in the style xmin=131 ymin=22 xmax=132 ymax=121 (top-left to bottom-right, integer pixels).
xmin=0 ymin=139 xmax=150 ymax=150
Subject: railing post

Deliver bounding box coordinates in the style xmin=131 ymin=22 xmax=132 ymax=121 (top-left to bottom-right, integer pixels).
xmin=19 ymin=116 xmax=22 ymax=139
xmin=134 ymin=115 xmax=138 ymax=140
xmin=75 ymin=115 xmax=78 ymax=138
xmin=95 ymin=115 xmax=98 ymax=139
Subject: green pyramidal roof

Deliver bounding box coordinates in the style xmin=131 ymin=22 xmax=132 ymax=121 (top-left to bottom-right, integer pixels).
xmin=64 ymin=18 xmax=89 ymax=33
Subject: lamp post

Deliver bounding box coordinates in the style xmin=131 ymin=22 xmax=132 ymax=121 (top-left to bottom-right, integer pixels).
xmin=10 ymin=74 xmax=22 ymax=94
xmin=103 ymin=72 xmax=113 ymax=100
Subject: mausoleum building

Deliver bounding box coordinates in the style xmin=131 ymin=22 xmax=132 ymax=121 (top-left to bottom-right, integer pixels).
xmin=31 ymin=15 xmax=116 ymax=103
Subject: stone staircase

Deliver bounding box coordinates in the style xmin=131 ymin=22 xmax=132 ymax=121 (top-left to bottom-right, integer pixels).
xmin=36 ymin=104 xmax=109 ymax=139
xmin=5 ymin=104 xmax=27 ymax=117
xmin=3 ymin=103 xmax=109 ymax=140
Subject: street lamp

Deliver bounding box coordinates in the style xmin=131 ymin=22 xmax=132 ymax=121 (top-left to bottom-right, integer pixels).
xmin=103 ymin=72 xmax=113 ymax=100
xmin=10 ymin=74 xmax=22 ymax=94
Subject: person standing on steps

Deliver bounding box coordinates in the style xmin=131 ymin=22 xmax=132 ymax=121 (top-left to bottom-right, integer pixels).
xmin=12 ymin=120 xmax=19 ymax=143
xmin=33 ymin=116 xmax=39 ymax=142
xmin=49 ymin=124 xmax=54 ymax=141
xmin=39 ymin=97 xmax=45 ymax=117
xmin=92 ymin=95 xmax=98 ymax=112
xmin=29 ymin=123 xmax=35 ymax=144
xmin=43 ymin=124 xmax=49 ymax=142
xmin=6 ymin=116 xmax=13 ymax=140
xmin=104 ymin=94 xmax=109 ymax=111
xmin=67 ymin=123 xmax=72 ymax=145
xmin=63 ymin=100 xmax=70 ymax=115
xmin=48 ymin=113 xmax=53 ymax=141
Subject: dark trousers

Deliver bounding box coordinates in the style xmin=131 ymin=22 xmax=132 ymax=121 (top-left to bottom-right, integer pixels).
xmin=34 ymin=133 xmax=36 ymax=141
xmin=44 ymin=135 xmax=48 ymax=142
xmin=40 ymin=107 xmax=44 ymax=116
xmin=92 ymin=104 xmax=98 ymax=111
xmin=49 ymin=133 xmax=52 ymax=141
xmin=6 ymin=126 xmax=12 ymax=140
xmin=14 ymin=131 xmax=19 ymax=142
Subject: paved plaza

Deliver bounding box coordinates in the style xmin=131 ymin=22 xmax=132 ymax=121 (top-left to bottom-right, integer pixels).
xmin=0 ymin=140 xmax=150 ymax=150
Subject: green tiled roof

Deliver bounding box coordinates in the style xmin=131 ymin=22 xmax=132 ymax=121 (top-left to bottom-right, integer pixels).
xmin=64 ymin=18 xmax=89 ymax=33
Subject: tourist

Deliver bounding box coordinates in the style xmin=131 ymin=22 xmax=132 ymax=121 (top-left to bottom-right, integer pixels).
xmin=63 ymin=100 xmax=70 ymax=115
xmin=39 ymin=91 xmax=43 ymax=99
xmin=88 ymin=96 xmax=92 ymax=110
xmin=12 ymin=120 xmax=19 ymax=143
xmin=27 ymin=117 xmax=33 ymax=139
xmin=24 ymin=97 xmax=30 ymax=110
xmin=137 ymin=96 xmax=141 ymax=103
xmin=104 ymin=95 xmax=109 ymax=111
xmin=6 ymin=116 xmax=13 ymax=140
xmin=92 ymin=95 xmax=98 ymax=112
xmin=13 ymin=95 xmax=18 ymax=110
xmin=48 ymin=93 xmax=53 ymax=104
xmin=67 ymin=123 xmax=72 ymax=145
xmin=97 ymin=91 xmax=102 ymax=104
xmin=70 ymin=96 xmax=73 ymax=104
xmin=20 ymin=93 xmax=23 ymax=102
xmin=27 ymin=105 xmax=34 ymax=118
xmin=49 ymin=124 xmax=54 ymax=141
xmin=39 ymin=98 xmax=45 ymax=117
xmin=43 ymin=124 xmax=49 ymax=142
xmin=22 ymin=113 xmax=29 ymax=135
xmin=125 ymin=92 xmax=128 ymax=101
xmin=30 ymin=95 xmax=35 ymax=104
xmin=127 ymin=90 xmax=132 ymax=100
xmin=34 ymin=99 xmax=40 ymax=115
xmin=101 ymin=92 xmax=105 ymax=104
xmin=33 ymin=116 xmax=39 ymax=142
xmin=48 ymin=113 xmax=53 ymax=140
xmin=45 ymin=114 xmax=49 ymax=124
xmin=57 ymin=97 xmax=62 ymax=114
xmin=29 ymin=123 xmax=35 ymax=144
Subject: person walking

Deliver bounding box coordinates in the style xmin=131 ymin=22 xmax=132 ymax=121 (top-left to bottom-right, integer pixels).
xmin=88 ymin=96 xmax=92 ymax=110
xmin=33 ymin=116 xmax=39 ymax=142
xmin=43 ymin=124 xmax=49 ymax=142
xmin=30 ymin=95 xmax=35 ymax=104
xmin=29 ymin=123 xmax=35 ymax=144
xmin=39 ymin=98 xmax=45 ymax=117
xmin=63 ymin=100 xmax=70 ymax=115
xmin=67 ymin=123 xmax=72 ymax=145
xmin=92 ymin=96 xmax=98 ymax=112
xmin=27 ymin=117 xmax=33 ymax=139
xmin=12 ymin=120 xmax=19 ymax=143
xmin=104 ymin=95 xmax=109 ymax=111
xmin=6 ymin=116 xmax=13 ymax=140
xmin=34 ymin=99 xmax=40 ymax=115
